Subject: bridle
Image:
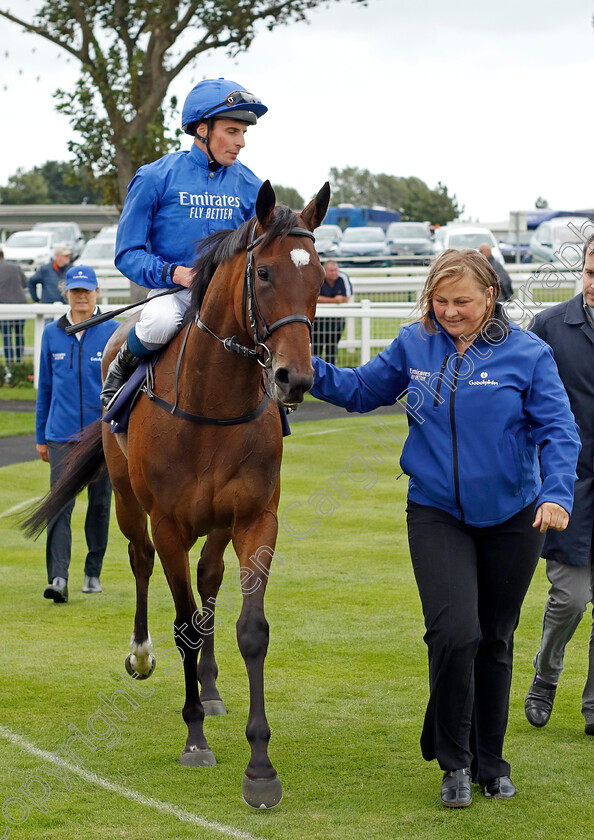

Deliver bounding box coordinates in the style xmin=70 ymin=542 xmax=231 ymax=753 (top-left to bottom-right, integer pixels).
xmin=196 ymin=220 xmax=315 ymax=368
xmin=144 ymin=219 xmax=316 ymax=426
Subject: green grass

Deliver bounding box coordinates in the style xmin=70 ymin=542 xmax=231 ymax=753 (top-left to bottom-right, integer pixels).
xmin=0 ymin=414 xmax=592 ymax=840
xmin=0 ymin=412 xmax=36 ymax=437
xmin=0 ymin=383 xmax=36 ymax=399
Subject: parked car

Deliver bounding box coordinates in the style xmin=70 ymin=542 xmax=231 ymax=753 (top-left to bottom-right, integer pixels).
xmin=75 ymin=235 xmax=116 ymax=271
xmin=336 ymin=226 xmax=388 ymax=262
xmin=313 ymin=224 xmax=342 ymax=258
xmin=434 ymin=225 xmax=505 ymax=264
xmin=33 ymin=221 xmax=85 ymax=259
xmin=529 ymin=216 xmax=592 ymax=263
xmin=95 ymin=224 xmax=119 ymax=240
xmin=499 ymin=232 xmax=532 ymax=263
xmin=2 ymin=229 xmax=61 ymax=270
xmin=386 ymin=221 xmax=435 ymax=262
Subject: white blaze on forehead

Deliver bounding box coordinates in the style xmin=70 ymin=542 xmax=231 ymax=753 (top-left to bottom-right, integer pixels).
xmin=290 ymin=248 xmax=310 ymax=267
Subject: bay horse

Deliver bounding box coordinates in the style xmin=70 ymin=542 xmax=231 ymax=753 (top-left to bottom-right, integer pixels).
xmin=25 ymin=181 xmax=330 ymax=808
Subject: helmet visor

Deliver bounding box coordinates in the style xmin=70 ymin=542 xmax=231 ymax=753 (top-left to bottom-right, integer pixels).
xmin=203 ymin=90 xmax=261 ymax=119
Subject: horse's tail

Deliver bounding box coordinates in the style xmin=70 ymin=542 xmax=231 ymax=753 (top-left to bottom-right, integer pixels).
xmin=22 ymin=420 xmax=106 ymax=538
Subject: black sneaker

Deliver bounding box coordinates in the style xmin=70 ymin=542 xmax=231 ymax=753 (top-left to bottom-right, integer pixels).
xmin=44 ymin=577 xmax=68 ymax=603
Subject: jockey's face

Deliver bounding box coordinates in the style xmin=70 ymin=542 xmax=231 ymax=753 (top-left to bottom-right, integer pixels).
xmin=196 ymin=118 xmax=248 ymax=167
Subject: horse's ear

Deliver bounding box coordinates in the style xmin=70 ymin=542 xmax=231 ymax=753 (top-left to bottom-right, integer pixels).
xmin=256 ymin=180 xmax=276 ymax=228
xmin=301 ymin=182 xmax=331 ymax=232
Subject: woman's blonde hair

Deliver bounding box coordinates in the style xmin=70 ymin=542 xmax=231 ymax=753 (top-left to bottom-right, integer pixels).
xmin=417 ymin=248 xmax=500 ymax=334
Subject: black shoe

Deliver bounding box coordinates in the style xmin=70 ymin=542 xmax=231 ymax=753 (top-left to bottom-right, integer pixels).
xmin=44 ymin=577 xmax=68 ymax=603
xmin=484 ymin=776 xmax=516 ymax=799
xmin=101 ymin=340 xmax=141 ymax=409
xmin=585 ymin=721 xmax=594 ymax=736
xmin=82 ymin=575 xmax=102 ymax=593
xmin=441 ymin=767 xmax=472 ymax=808
xmin=525 ymin=676 xmax=556 ymax=727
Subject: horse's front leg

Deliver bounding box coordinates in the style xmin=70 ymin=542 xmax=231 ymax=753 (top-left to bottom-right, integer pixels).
xmin=197 ymin=528 xmax=231 ymax=715
xmin=151 ymin=514 xmax=215 ymax=767
xmin=232 ymin=509 xmax=283 ymax=809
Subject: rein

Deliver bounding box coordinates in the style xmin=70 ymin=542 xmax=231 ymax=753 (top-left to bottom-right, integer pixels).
xmin=146 ymin=221 xmax=314 ymax=426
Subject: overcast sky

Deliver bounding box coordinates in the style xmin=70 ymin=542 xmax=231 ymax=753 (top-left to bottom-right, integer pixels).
xmin=1 ymin=0 xmax=593 ymax=223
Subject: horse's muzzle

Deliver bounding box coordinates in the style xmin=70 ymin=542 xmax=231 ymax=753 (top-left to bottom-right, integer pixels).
xmin=272 ymin=365 xmax=314 ymax=407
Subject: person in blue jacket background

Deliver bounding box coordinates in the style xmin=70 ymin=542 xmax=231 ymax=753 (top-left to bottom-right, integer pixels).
xmin=524 ymin=232 xmax=594 ymax=735
xmin=100 ymin=77 xmax=267 ymax=407
xmin=28 ymin=245 xmax=72 ymax=304
xmin=310 ymin=248 xmax=580 ymax=808
xmin=36 ymin=265 xmax=119 ymax=603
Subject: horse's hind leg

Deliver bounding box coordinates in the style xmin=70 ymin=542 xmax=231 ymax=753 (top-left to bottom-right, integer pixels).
xmin=197 ymin=528 xmax=231 ymax=716
xmin=119 ymin=490 xmax=156 ymax=679
xmin=105 ymin=435 xmax=156 ymax=679
xmin=232 ymin=509 xmax=283 ymax=809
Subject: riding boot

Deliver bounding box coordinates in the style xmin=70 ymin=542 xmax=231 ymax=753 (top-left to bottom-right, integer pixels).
xmin=101 ymin=340 xmax=141 ymax=408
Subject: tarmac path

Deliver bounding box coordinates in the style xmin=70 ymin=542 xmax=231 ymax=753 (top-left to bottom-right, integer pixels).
xmin=0 ymin=398 xmax=403 ymax=468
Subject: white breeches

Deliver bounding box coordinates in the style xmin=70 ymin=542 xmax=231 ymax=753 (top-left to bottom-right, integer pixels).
xmin=135 ymin=287 xmax=193 ymax=350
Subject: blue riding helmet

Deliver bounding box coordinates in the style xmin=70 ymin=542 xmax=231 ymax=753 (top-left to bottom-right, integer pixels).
xmin=181 ymin=78 xmax=268 ymax=135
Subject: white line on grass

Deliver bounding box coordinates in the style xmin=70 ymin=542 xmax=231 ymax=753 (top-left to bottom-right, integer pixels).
xmin=293 ymin=422 xmax=402 ymax=439
xmin=0 ymin=497 xmax=41 ymax=519
xmin=0 ymin=725 xmax=265 ymax=840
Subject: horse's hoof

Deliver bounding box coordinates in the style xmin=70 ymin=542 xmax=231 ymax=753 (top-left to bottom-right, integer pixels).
xmin=179 ymin=747 xmax=216 ymax=767
xmin=201 ymin=699 xmax=227 ymax=716
xmin=124 ymin=653 xmax=156 ymax=680
xmin=242 ymin=773 xmax=283 ymax=809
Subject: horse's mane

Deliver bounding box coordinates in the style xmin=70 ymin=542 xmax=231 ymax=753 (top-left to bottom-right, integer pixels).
xmin=189 ymin=204 xmax=300 ymax=313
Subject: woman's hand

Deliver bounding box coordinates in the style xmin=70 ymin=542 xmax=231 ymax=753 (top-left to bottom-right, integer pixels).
xmin=36 ymin=444 xmax=49 ymax=463
xmin=532 ymin=502 xmax=569 ymax=533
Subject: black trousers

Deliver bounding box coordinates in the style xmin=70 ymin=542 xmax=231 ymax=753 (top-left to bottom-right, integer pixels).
xmin=46 ymin=441 xmax=112 ymax=582
xmin=406 ymin=500 xmax=544 ymax=782
xmin=311 ymin=317 xmax=345 ymax=366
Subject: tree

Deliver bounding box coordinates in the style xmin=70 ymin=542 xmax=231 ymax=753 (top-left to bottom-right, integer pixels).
xmin=535 ymin=196 xmax=549 ymax=209
xmin=0 ymin=161 xmax=102 ymax=205
xmin=0 ymin=0 xmax=366 ymax=207
xmin=0 ymin=168 xmax=50 ymax=205
xmin=401 ymin=180 xmax=462 ymax=227
xmin=272 ymin=185 xmax=304 ymax=209
xmin=328 ymin=166 xmax=462 ymax=226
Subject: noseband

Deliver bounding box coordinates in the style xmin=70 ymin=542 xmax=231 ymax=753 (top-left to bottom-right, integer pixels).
xmin=196 ymin=220 xmax=315 ymax=368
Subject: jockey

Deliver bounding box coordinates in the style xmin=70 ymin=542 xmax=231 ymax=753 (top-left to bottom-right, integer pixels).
xmin=101 ymin=78 xmax=267 ymax=407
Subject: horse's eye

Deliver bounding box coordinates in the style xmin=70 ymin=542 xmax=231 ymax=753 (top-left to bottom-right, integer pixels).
xmin=257 ymin=266 xmax=270 ymax=281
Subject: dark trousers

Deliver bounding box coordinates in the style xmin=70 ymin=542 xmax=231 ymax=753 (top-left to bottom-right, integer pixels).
xmin=311 ymin=317 xmax=345 ymax=366
xmin=407 ymin=500 xmax=544 ymax=782
xmin=1 ymin=319 xmax=25 ymax=364
xmin=46 ymin=441 xmax=112 ymax=583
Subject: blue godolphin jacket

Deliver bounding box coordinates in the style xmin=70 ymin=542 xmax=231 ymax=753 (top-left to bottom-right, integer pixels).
xmin=310 ymin=309 xmax=581 ymax=527
xmin=115 ymin=143 xmax=262 ymax=289
xmin=36 ymin=313 xmax=119 ymax=444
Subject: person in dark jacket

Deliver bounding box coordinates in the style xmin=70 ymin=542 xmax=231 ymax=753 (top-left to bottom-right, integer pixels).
xmin=0 ymin=246 xmax=27 ymax=368
xmin=27 ymin=246 xmax=71 ymax=304
xmin=478 ymin=242 xmax=514 ymax=301
xmin=309 ymin=248 xmax=580 ymax=808
xmin=36 ymin=265 xmax=119 ymax=603
xmin=524 ymin=233 xmax=594 ymax=734
xmin=311 ymin=260 xmax=353 ymax=365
